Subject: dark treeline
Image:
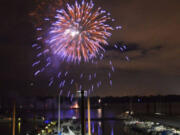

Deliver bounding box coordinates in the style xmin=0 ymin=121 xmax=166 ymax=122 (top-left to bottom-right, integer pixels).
xmin=1 ymin=95 xmax=180 ymax=106
xmin=101 ymin=95 xmax=180 ymax=104
xmin=1 ymin=95 xmax=180 ymax=117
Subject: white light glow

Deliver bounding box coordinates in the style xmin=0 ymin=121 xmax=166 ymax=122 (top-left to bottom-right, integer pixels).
xmin=70 ymin=30 xmax=79 ymax=37
xmin=65 ymin=29 xmax=79 ymax=37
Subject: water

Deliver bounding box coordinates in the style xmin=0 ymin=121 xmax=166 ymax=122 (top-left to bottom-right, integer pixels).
xmin=0 ymin=120 xmax=142 ymax=135
xmin=0 ymin=109 xmax=142 ymax=135
xmin=88 ymin=120 xmax=142 ymax=135
xmin=0 ymin=120 xmax=44 ymax=135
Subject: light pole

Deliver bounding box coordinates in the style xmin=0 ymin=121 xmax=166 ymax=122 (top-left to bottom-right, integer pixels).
xmin=58 ymin=92 xmax=61 ymax=135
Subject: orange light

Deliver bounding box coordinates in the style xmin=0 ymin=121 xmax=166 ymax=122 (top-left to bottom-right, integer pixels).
xmin=70 ymin=102 xmax=79 ymax=109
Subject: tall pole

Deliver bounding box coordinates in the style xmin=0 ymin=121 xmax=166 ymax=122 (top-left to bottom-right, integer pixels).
xmin=58 ymin=93 xmax=61 ymax=135
xmin=12 ymin=103 xmax=16 ymax=135
xmin=81 ymin=90 xmax=85 ymax=135
xmin=87 ymin=97 xmax=91 ymax=135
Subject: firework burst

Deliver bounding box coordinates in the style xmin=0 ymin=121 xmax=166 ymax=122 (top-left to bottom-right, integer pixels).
xmin=32 ymin=0 xmax=127 ymax=97
xmin=47 ymin=0 xmax=113 ymax=62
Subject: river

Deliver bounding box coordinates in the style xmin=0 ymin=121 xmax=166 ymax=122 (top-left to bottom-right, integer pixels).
xmin=0 ymin=108 xmax=143 ymax=135
xmin=0 ymin=120 xmax=143 ymax=135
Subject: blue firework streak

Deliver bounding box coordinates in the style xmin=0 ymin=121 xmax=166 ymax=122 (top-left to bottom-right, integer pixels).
xmin=32 ymin=0 xmax=127 ymax=97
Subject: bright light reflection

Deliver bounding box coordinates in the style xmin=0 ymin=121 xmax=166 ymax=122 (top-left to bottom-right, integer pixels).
xmin=18 ymin=122 xmax=21 ymax=134
xmin=97 ymin=108 xmax=102 ymax=118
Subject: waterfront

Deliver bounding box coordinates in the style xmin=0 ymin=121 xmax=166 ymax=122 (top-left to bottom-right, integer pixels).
xmin=1 ymin=107 xmax=180 ymax=135
xmin=0 ymin=120 xmax=143 ymax=135
xmin=0 ymin=120 xmax=40 ymax=135
xmin=1 ymin=96 xmax=180 ymax=135
xmin=0 ymin=108 xmax=142 ymax=135
xmin=2 ymin=116 xmax=180 ymax=135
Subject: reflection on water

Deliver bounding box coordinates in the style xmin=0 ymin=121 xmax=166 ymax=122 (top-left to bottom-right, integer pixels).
xmin=40 ymin=108 xmax=105 ymax=119
xmin=111 ymin=128 xmax=114 ymax=135
xmin=0 ymin=109 xmax=143 ymax=135
xmin=97 ymin=109 xmax=102 ymax=118
xmin=0 ymin=120 xmax=143 ymax=135
xmin=0 ymin=120 xmax=44 ymax=135
xmin=98 ymin=123 xmax=101 ymax=135
xmin=18 ymin=121 xmax=21 ymax=134
xmin=92 ymin=122 xmax=95 ymax=134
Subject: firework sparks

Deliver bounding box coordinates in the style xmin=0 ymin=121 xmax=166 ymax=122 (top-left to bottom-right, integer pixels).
xmin=32 ymin=0 xmax=127 ymax=97
xmin=47 ymin=0 xmax=113 ymax=62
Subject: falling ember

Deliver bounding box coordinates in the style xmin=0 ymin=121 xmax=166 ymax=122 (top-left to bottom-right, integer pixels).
xmin=47 ymin=0 xmax=114 ymax=63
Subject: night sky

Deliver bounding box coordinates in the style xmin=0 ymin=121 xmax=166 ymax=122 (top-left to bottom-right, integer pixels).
xmin=0 ymin=0 xmax=180 ymax=97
